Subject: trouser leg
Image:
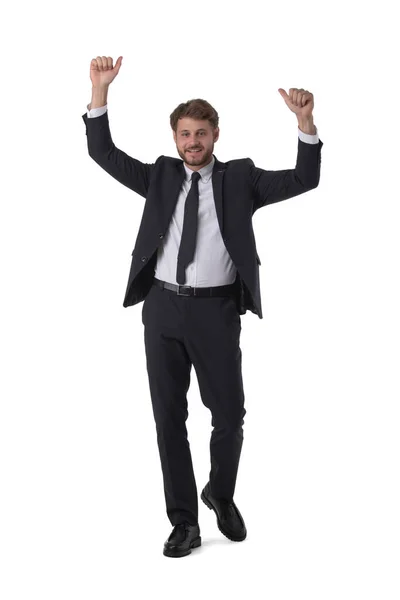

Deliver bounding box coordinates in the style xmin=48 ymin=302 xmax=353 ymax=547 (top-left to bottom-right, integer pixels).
xmin=142 ymin=285 xmax=198 ymax=526
xmin=183 ymin=294 xmax=246 ymax=502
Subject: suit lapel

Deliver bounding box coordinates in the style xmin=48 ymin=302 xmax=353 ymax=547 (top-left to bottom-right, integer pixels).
xmin=211 ymin=155 xmax=227 ymax=236
xmin=165 ymin=163 xmax=186 ymax=224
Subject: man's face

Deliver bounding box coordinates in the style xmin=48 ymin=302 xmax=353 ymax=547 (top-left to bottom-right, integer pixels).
xmin=173 ymin=117 xmax=219 ymax=171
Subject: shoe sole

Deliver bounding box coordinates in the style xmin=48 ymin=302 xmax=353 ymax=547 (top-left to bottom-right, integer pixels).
xmin=201 ymin=491 xmax=246 ymax=542
xmin=163 ymin=535 xmax=202 ymax=558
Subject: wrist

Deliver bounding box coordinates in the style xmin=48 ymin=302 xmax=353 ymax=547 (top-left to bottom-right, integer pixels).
xmin=297 ymin=116 xmax=316 ymax=135
xmin=90 ymin=85 xmax=109 ymax=109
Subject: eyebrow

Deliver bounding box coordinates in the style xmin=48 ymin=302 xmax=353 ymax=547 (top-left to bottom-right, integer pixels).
xmin=179 ymin=128 xmax=207 ymax=133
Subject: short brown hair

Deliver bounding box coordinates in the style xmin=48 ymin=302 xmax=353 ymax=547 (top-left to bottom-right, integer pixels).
xmin=170 ymin=98 xmax=219 ymax=132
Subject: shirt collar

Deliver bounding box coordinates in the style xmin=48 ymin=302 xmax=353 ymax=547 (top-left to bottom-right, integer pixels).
xmin=183 ymin=154 xmax=215 ymax=183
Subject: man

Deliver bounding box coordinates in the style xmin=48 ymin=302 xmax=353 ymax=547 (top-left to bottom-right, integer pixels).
xmin=82 ymin=55 xmax=323 ymax=558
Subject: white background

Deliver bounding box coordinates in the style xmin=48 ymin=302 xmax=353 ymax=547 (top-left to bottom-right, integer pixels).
xmin=1 ymin=0 xmax=399 ymax=598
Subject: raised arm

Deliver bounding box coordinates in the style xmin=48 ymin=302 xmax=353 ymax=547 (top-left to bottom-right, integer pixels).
xmin=250 ymin=87 xmax=323 ymax=212
xmin=249 ymin=136 xmax=323 ymax=212
xmin=81 ymin=56 xmax=155 ymax=198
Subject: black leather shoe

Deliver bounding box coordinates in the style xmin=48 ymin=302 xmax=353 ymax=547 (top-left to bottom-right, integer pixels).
xmin=163 ymin=522 xmax=201 ymax=557
xmin=201 ymin=482 xmax=247 ymax=541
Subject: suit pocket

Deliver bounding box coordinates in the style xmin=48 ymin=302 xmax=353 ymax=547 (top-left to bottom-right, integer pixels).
xmin=222 ymin=295 xmax=241 ymax=326
xmin=141 ymin=286 xmax=152 ymax=324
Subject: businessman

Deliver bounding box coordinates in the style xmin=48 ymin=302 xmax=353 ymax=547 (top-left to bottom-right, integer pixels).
xmin=82 ymin=55 xmax=323 ymax=558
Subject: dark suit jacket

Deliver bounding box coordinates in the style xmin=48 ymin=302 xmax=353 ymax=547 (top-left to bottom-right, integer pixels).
xmin=82 ymin=110 xmax=323 ymax=318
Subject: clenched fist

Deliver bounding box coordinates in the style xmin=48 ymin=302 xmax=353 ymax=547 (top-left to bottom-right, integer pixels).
xmin=278 ymin=88 xmax=314 ymax=120
xmin=90 ymin=56 xmax=123 ymax=88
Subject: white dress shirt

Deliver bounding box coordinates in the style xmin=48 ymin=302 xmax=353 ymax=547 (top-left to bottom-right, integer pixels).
xmin=86 ymin=103 xmax=319 ymax=287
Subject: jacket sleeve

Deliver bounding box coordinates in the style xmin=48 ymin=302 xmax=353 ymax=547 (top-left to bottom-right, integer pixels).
xmin=249 ymin=137 xmax=323 ymax=213
xmin=82 ymin=109 xmax=156 ymax=198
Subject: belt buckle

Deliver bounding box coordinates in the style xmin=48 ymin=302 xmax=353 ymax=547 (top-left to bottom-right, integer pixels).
xmin=177 ymin=285 xmax=192 ymax=296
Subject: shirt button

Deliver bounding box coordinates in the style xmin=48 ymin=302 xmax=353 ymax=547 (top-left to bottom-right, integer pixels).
xmin=141 ymin=256 xmax=147 ymax=262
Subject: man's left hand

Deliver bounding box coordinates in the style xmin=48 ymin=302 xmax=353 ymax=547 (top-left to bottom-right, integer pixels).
xmin=278 ymin=88 xmax=314 ymax=120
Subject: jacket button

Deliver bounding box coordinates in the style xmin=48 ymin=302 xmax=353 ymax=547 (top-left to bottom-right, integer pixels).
xmin=141 ymin=256 xmax=147 ymax=262
xmin=159 ymin=233 xmax=164 ymax=239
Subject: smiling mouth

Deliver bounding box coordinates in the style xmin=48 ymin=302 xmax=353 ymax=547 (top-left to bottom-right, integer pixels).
xmin=188 ymin=149 xmax=202 ymax=153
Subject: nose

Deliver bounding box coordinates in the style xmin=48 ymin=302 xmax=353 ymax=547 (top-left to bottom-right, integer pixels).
xmin=185 ymin=135 xmax=202 ymax=148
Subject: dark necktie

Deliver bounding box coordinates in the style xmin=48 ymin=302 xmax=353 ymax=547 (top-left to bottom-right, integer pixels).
xmin=176 ymin=171 xmax=201 ymax=285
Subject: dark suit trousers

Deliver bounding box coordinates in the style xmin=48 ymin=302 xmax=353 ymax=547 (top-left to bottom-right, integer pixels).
xmin=141 ymin=278 xmax=246 ymax=526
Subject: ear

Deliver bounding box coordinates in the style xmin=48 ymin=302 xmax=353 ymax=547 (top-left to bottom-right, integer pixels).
xmin=173 ymin=129 xmax=177 ymax=143
xmin=214 ymin=127 xmax=220 ymax=142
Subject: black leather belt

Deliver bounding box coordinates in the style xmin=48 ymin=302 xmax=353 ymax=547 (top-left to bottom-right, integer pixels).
xmin=153 ymin=277 xmax=236 ymax=297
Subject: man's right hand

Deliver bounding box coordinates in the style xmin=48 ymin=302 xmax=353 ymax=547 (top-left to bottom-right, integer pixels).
xmin=90 ymin=56 xmax=123 ymax=88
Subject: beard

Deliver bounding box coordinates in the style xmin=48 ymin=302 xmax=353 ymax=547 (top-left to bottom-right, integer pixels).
xmin=176 ymin=145 xmax=213 ymax=168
